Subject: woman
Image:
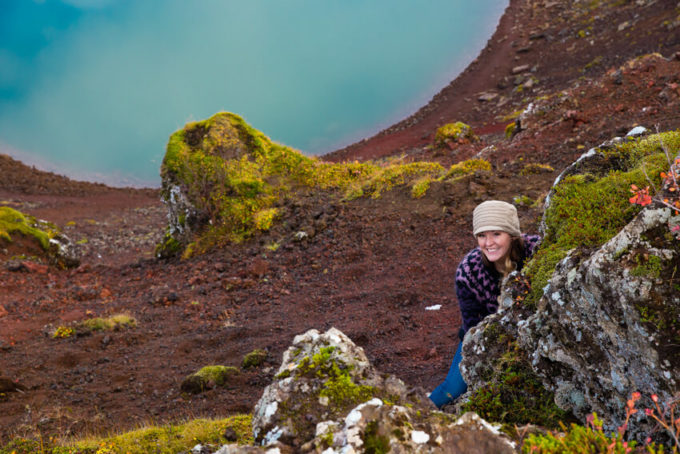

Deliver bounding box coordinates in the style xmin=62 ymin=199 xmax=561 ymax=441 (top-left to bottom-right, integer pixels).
xmin=429 ymin=200 xmax=541 ymax=408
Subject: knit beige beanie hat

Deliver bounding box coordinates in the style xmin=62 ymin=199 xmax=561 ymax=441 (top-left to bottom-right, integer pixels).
xmin=472 ymin=200 xmax=521 ymax=237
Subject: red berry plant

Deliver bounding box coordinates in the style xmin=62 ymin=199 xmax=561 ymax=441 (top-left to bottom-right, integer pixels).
xmin=629 ymin=138 xmax=680 ymax=237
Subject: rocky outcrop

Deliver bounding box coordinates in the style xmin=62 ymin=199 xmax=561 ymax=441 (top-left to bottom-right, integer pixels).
xmin=158 ymin=112 xmax=269 ymax=255
xmin=458 ymin=131 xmax=680 ymax=442
xmin=519 ymin=205 xmax=679 ymax=436
xmin=209 ymin=327 xmax=517 ymax=453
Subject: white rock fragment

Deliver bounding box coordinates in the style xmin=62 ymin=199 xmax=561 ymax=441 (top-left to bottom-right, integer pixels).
xmin=411 ymin=430 xmax=430 ymax=444
xmin=425 ymin=304 xmax=442 ymax=311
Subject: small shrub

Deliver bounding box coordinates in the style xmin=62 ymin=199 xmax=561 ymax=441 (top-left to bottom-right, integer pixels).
xmin=181 ymin=365 xmax=240 ymax=394
xmin=52 ymin=326 xmax=75 ymax=338
xmin=253 ymin=208 xmax=278 ymax=231
xmin=0 ymin=206 xmax=52 ymax=250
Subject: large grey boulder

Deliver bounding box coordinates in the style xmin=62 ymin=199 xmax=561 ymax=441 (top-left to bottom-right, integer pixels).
xmin=519 ymin=206 xmax=679 ymax=436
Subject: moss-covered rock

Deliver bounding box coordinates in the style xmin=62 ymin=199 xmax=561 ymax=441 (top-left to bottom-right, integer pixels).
xmin=434 ymin=121 xmax=479 ymax=147
xmin=242 ymin=349 xmax=267 ymax=369
xmin=251 ymin=327 xmax=517 ymax=452
xmin=0 ymin=206 xmax=79 ymax=268
xmin=181 ymin=365 xmax=240 ymax=394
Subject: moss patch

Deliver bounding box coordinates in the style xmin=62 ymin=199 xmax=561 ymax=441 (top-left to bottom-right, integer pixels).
xmin=524 ymin=131 xmax=680 ymax=306
xmin=461 ymin=333 xmax=570 ymax=430
xmin=434 ymin=122 xmax=478 ymax=146
xmin=0 ymin=206 xmax=51 ymax=250
xmin=296 ymin=346 xmax=375 ymax=409
xmin=181 ymin=365 xmax=240 ymax=394
xmin=242 ymin=349 xmax=267 ymax=369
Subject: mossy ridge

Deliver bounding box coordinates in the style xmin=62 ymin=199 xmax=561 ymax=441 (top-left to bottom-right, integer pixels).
xmin=160 ymin=112 xmax=491 ymax=256
xmin=0 ymin=206 xmax=53 ymax=250
xmin=523 ymin=131 xmax=680 ymax=306
xmin=461 ymin=324 xmax=570 ymax=430
xmin=0 ymin=415 xmax=252 ymax=454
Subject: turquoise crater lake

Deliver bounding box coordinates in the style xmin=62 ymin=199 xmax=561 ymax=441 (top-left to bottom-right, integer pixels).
xmin=0 ymin=0 xmax=507 ymax=186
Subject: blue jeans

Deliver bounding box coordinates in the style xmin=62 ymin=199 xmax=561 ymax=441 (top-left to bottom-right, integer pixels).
xmin=430 ymin=341 xmax=467 ymax=408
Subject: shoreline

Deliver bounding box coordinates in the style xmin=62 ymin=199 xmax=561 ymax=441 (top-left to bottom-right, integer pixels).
xmin=323 ymin=0 xmax=518 ymax=162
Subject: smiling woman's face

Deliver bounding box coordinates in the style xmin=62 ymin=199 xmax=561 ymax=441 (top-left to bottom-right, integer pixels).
xmin=476 ymin=230 xmax=512 ymax=263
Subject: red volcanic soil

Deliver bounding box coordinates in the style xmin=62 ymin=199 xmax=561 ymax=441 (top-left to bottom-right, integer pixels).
xmin=2 ymin=0 xmax=680 ymax=443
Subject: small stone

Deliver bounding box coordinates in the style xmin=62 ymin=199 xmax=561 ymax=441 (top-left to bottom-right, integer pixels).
xmin=5 ymin=260 xmax=23 ymax=272
xmin=512 ymin=64 xmax=530 ymax=74
xmin=477 ymin=92 xmax=498 ymax=102
xmin=223 ymin=426 xmax=238 ymax=442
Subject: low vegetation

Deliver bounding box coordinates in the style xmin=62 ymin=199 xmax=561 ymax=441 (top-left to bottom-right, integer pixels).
xmin=52 ymin=314 xmax=136 ymax=339
xmin=0 ymin=415 xmax=253 ymax=454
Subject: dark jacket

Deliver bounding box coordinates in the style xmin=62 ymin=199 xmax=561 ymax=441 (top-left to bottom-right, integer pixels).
xmin=455 ymin=234 xmax=541 ymax=336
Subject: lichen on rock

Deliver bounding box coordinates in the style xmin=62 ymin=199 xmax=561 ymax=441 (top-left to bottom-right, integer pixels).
xmin=242 ymin=327 xmax=516 ymax=453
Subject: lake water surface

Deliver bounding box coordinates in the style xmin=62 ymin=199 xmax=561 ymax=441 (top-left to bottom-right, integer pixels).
xmin=0 ymin=0 xmax=507 ymax=186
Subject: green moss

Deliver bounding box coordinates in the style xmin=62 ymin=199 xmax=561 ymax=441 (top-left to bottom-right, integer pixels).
xmin=80 ymin=314 xmax=137 ymax=333
xmin=1 ymin=416 xmax=253 ymax=454
xmin=159 ymin=112 xmax=461 ymax=256
xmin=348 ymin=161 xmax=445 ymax=200
xmin=295 ymin=346 xmax=375 ymax=409
xmin=253 ymin=208 xmax=278 ymax=231
xmin=630 ymin=253 xmax=663 ymax=278
xmin=74 ymin=415 xmax=252 ymax=453
xmin=242 ymin=349 xmax=267 ymax=368
xmin=52 ymin=326 xmax=75 ymax=339
xmin=505 ymin=122 xmax=516 ymax=139
xmin=0 ymin=206 xmax=51 ymax=250
xmin=461 ymin=340 xmax=569 ymax=429
xmin=195 ymin=365 xmax=239 ymax=386
xmin=519 ymin=163 xmax=554 ymax=175
xmin=410 ymin=177 xmax=432 ymax=198
xmin=362 ymin=421 xmax=390 ymax=454
xmin=524 ymin=131 xmax=680 ymax=306
xmin=435 ymin=121 xmax=478 ymax=146
xmin=155 ymin=232 xmax=182 ymax=258
xmin=513 ymin=195 xmax=534 ymax=207
xmin=441 ymin=158 xmax=491 ymax=181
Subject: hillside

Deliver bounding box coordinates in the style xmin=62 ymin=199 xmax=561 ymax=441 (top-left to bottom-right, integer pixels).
xmin=2 ymin=0 xmax=680 ymax=451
